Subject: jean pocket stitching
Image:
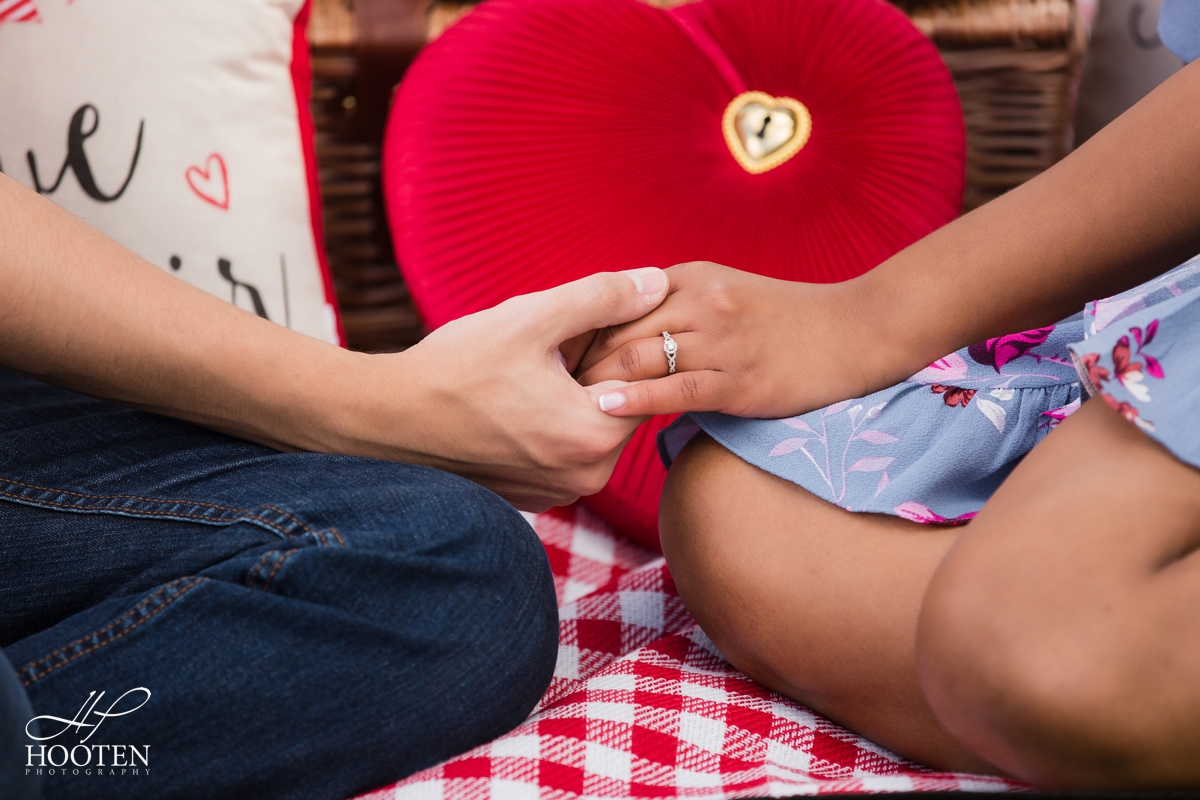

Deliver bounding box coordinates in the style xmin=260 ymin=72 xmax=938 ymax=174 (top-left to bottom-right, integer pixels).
xmin=19 ymin=576 xmax=209 ymax=687
xmin=1 ymin=477 xmax=256 ymax=515
xmin=0 ymin=477 xmax=331 ymax=540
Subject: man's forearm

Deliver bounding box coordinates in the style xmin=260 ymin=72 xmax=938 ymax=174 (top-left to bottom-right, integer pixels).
xmin=0 ymin=173 xmax=364 ymax=452
xmin=0 ymin=176 xmax=668 ymax=510
xmin=858 ymin=57 xmax=1200 ymax=385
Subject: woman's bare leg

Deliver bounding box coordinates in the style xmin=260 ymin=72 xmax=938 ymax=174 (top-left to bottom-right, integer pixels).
xmin=918 ymin=399 xmax=1200 ymax=787
xmin=659 ymin=433 xmax=997 ymax=773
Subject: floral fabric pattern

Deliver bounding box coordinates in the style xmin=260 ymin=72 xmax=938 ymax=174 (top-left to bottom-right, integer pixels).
xmin=659 ymin=255 xmax=1200 ymax=524
xmin=1067 ymin=254 xmax=1200 ymax=444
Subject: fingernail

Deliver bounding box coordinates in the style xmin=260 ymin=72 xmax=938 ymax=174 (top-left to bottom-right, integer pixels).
xmin=598 ymin=392 xmax=627 ymax=412
xmin=622 ymin=267 xmax=667 ymax=301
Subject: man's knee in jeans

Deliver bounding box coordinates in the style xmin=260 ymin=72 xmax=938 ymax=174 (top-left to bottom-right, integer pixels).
xmin=240 ymin=462 xmax=560 ymax=768
xmin=367 ymin=470 xmax=559 ymax=743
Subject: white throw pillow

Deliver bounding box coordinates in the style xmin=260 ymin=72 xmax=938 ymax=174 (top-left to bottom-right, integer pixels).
xmin=0 ymin=0 xmax=343 ymax=345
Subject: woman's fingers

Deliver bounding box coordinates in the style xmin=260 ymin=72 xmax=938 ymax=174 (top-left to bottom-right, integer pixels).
xmin=580 ymin=379 xmax=653 ymax=423
xmin=576 ymin=261 xmax=732 ymax=373
xmin=578 ymin=315 xmax=670 ymax=374
xmin=578 ymin=332 xmax=703 ymax=385
xmin=594 ymin=370 xmax=735 ymax=417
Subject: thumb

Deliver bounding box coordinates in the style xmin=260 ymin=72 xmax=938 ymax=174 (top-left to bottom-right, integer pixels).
xmin=529 ymin=268 xmax=668 ymax=343
xmin=593 ymin=371 xmax=734 ymax=416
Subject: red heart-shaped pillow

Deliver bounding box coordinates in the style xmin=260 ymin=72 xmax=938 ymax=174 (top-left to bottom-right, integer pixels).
xmin=384 ymin=0 xmax=964 ymax=550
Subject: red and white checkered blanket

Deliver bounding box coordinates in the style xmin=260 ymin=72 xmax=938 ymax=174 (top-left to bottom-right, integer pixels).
xmin=357 ymin=505 xmax=1020 ymax=799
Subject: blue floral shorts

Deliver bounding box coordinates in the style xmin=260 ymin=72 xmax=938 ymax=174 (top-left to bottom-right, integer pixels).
xmin=660 ymin=255 xmax=1200 ymax=524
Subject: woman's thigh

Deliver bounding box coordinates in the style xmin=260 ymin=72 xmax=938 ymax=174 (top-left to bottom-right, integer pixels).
xmin=0 ymin=371 xmax=559 ymax=799
xmin=918 ymin=397 xmax=1200 ymax=787
xmin=659 ymin=432 xmax=995 ymax=774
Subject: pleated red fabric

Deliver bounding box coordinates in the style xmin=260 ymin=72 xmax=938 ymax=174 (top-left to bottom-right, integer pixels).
xmin=384 ymin=0 xmax=965 ymax=549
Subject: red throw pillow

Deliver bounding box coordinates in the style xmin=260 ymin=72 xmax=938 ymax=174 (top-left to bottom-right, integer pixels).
xmin=384 ymin=0 xmax=964 ymax=549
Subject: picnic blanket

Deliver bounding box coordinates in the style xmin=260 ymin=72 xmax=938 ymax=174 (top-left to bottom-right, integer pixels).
xmin=356 ymin=505 xmax=1020 ymax=799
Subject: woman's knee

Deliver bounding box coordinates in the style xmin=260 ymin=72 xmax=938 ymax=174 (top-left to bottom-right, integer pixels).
xmin=660 ymin=434 xmax=779 ymax=674
xmin=914 ymin=419 xmax=1200 ymax=788
xmin=916 ymin=528 xmax=1194 ymax=785
xmin=659 ymin=433 xmax=869 ymax=688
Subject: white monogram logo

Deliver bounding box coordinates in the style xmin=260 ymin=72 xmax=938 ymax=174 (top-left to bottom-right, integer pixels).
xmin=25 ymin=688 xmax=152 ymax=776
xmin=27 ymin=688 xmax=150 ymax=742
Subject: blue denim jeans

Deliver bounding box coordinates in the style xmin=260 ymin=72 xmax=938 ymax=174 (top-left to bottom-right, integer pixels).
xmin=0 ymin=370 xmax=559 ymax=800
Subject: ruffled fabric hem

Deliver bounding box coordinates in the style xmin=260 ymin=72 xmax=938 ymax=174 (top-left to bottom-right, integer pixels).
xmin=661 ymin=382 xmax=1079 ymax=522
xmin=1068 ymin=258 xmax=1200 ymax=469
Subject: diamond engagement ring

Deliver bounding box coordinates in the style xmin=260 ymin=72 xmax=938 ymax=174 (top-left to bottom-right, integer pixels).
xmin=662 ymin=331 xmax=678 ymax=375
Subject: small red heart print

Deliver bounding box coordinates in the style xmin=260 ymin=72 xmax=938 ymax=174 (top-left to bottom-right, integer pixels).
xmin=186 ymin=153 xmax=229 ymax=210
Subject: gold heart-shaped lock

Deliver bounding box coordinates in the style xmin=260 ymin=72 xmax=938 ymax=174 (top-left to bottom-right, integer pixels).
xmin=722 ymin=91 xmax=812 ymax=175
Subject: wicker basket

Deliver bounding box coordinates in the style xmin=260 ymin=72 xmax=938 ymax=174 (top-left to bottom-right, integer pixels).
xmin=899 ymin=0 xmax=1086 ymax=210
xmin=308 ymin=0 xmax=1086 ymax=352
xmin=309 ymin=0 xmax=428 ymax=353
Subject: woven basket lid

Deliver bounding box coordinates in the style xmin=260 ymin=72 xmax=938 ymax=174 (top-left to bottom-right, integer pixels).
xmin=385 ymin=0 xmax=965 ymax=549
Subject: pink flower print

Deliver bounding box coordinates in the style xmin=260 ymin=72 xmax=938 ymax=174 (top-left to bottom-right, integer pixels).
xmin=1111 ymin=336 xmax=1151 ymax=401
xmin=1111 ymin=322 xmax=1164 ymax=402
xmin=823 ymin=400 xmax=853 ymax=416
xmin=911 ymin=352 xmax=968 ymax=384
xmin=781 ymin=418 xmax=816 ymax=434
xmin=1075 ymin=320 xmax=1163 ymax=431
xmin=847 ymin=456 xmax=895 ymax=473
xmin=967 ymin=326 xmax=1054 ymax=372
xmin=770 ymin=402 xmax=901 ymax=505
xmin=1101 ymin=392 xmax=1156 ymax=432
xmin=1130 ymin=318 xmax=1158 ymax=350
xmin=1129 ymin=320 xmax=1164 ymax=378
xmin=930 ymin=384 xmax=976 ymax=408
xmin=1078 ymin=352 xmax=1111 ymax=392
xmin=894 ymin=501 xmax=976 ymax=526
xmin=1041 ymin=398 xmax=1081 ymax=429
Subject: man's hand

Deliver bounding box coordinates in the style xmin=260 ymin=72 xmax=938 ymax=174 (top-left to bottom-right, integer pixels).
xmin=334 ymin=268 xmax=669 ymax=511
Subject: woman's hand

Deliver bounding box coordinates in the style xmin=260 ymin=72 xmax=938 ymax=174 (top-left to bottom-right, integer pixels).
xmin=583 ymin=63 xmax=1200 ymax=426
xmin=331 ymin=269 xmax=671 ymax=511
xmin=575 ymin=261 xmax=881 ymax=420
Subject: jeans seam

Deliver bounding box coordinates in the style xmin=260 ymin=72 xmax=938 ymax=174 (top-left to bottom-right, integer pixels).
xmin=252 ymin=504 xmax=340 ymax=542
xmin=247 ymin=551 xmax=277 ymax=588
xmin=246 ymin=548 xmax=301 ymax=592
xmin=2 ymin=477 xmax=261 ymax=514
xmin=18 ymin=576 xmax=209 ymax=687
xmin=0 ymin=477 xmax=340 ymax=542
xmin=262 ymin=549 xmax=300 ymax=592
